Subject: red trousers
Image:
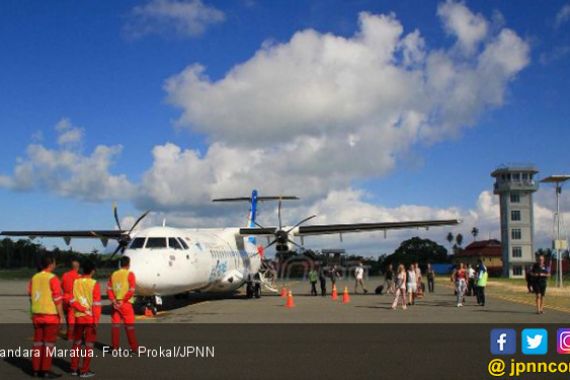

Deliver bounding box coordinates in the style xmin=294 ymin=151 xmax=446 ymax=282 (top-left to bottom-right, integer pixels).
xmin=70 ymin=320 xmax=97 ymax=373
xmin=111 ymin=303 xmax=138 ymax=351
xmin=63 ymin=302 xmax=75 ymax=340
xmin=31 ymin=314 xmax=60 ymax=372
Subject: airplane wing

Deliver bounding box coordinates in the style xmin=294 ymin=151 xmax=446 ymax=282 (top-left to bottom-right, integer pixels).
xmin=0 ymin=230 xmax=126 ymax=247
xmin=0 ymin=230 xmax=125 ymax=239
xmin=239 ymin=219 xmax=460 ymax=236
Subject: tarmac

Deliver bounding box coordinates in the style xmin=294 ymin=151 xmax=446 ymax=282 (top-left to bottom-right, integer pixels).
xmin=0 ymin=276 xmax=568 ymax=323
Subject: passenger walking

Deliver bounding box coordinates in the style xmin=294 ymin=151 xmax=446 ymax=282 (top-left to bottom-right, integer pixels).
xmin=452 ymin=263 xmax=467 ymax=307
xmin=467 ymin=264 xmax=476 ymax=296
xmin=426 ymin=263 xmax=435 ymax=293
xmin=414 ymin=262 xmax=423 ymax=298
xmin=308 ymin=267 xmax=318 ymax=296
xmin=354 ymin=262 xmax=368 ymax=294
xmin=406 ymin=265 xmax=417 ymax=305
xmin=531 ymin=254 xmax=549 ymax=314
xmin=384 ymin=264 xmax=395 ymax=295
xmin=318 ymin=267 xmax=327 ymax=296
xmin=329 ymin=264 xmax=340 ymax=288
xmin=391 ymin=264 xmax=407 ymax=310
xmin=475 ymin=259 xmax=487 ymax=307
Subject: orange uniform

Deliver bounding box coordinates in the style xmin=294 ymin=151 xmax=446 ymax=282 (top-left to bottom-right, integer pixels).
xmin=61 ymin=268 xmax=80 ymax=339
xmin=69 ymin=276 xmax=101 ymax=374
xmin=107 ymin=268 xmax=138 ymax=351
xmin=27 ymin=270 xmax=63 ymax=373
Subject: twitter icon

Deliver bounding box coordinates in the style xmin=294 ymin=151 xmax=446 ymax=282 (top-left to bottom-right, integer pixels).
xmin=522 ymin=329 xmax=548 ymax=355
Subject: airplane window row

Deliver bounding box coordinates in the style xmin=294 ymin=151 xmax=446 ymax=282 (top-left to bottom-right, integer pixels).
xmin=129 ymin=237 xmax=190 ymax=250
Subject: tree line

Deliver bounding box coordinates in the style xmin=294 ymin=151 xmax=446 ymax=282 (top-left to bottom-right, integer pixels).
xmin=0 ymin=238 xmax=116 ymax=270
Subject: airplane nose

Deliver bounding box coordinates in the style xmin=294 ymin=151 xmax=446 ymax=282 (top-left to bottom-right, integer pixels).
xmin=126 ymin=253 xmax=156 ymax=296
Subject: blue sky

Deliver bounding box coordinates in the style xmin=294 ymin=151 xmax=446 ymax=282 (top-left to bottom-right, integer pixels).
xmin=0 ymin=0 xmax=569 ymax=254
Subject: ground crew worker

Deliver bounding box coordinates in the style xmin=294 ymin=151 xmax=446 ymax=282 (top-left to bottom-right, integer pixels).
xmin=308 ymin=267 xmax=318 ymax=296
xmin=107 ymin=256 xmax=138 ymax=352
xmin=61 ymin=258 xmax=81 ymax=340
xmin=69 ymin=260 xmax=101 ymax=378
xmin=475 ymin=259 xmax=488 ymax=307
xmin=28 ymin=255 xmax=65 ymax=378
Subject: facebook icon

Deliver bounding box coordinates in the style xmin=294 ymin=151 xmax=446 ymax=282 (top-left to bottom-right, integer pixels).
xmin=491 ymin=329 xmax=516 ymax=355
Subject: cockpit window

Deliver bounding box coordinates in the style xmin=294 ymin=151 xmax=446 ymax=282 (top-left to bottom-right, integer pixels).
xmin=178 ymin=238 xmax=189 ymax=250
xmin=168 ymin=238 xmax=182 ymax=250
xmin=130 ymin=238 xmax=146 ymax=249
xmin=146 ymin=237 xmax=167 ymax=249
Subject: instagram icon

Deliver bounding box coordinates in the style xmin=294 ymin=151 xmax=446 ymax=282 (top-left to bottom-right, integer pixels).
xmin=557 ymin=329 xmax=570 ymax=354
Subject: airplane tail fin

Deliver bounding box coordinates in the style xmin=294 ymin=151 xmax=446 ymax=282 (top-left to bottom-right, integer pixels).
xmin=212 ymin=190 xmax=299 ymax=228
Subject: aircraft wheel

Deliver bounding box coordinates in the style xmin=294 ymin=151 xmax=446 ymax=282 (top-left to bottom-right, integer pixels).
xmin=254 ymin=284 xmax=261 ymax=299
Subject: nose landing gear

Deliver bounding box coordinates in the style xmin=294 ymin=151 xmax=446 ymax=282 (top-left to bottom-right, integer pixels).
xmin=139 ymin=295 xmax=162 ymax=316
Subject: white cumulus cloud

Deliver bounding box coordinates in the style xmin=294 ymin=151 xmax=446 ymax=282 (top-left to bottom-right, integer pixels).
xmin=124 ymin=0 xmax=225 ymax=39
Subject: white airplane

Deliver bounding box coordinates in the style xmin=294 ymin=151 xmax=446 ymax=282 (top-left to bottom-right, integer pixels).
xmin=1 ymin=190 xmax=459 ymax=313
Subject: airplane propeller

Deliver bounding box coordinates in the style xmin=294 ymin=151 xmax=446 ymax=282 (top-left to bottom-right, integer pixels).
xmin=255 ymin=199 xmax=316 ymax=251
xmin=107 ymin=204 xmax=150 ymax=260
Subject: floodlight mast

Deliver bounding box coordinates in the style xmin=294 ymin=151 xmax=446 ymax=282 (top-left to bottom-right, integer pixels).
xmin=540 ymin=175 xmax=570 ymax=288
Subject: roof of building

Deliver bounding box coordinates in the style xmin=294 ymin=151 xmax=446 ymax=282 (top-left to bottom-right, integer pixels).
xmin=455 ymin=239 xmax=502 ymax=258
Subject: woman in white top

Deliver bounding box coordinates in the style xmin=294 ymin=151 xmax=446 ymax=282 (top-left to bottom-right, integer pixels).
xmin=406 ymin=265 xmax=417 ymax=305
xmin=391 ymin=264 xmax=407 ymax=310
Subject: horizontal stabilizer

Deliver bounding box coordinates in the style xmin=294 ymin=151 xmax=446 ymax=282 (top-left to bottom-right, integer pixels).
xmin=213 ymin=196 xmax=299 ymax=202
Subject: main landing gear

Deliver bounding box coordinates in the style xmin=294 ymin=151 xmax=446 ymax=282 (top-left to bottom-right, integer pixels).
xmin=246 ymin=274 xmax=261 ymax=299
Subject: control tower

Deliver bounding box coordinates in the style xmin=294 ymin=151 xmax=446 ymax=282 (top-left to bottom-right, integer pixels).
xmin=491 ymin=165 xmax=539 ymax=278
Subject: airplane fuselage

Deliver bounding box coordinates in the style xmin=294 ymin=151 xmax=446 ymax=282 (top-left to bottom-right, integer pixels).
xmin=125 ymin=226 xmax=262 ymax=297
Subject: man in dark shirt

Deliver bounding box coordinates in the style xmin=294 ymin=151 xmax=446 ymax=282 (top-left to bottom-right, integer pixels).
xmin=426 ymin=263 xmax=435 ymax=293
xmin=318 ymin=267 xmax=327 ymax=296
xmin=384 ymin=264 xmax=395 ymax=295
xmin=531 ymin=255 xmax=550 ymax=314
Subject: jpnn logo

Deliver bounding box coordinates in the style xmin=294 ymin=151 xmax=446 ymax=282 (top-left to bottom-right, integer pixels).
xmin=491 ymin=329 xmax=516 ymax=355
xmin=521 ymin=329 xmax=548 ymax=355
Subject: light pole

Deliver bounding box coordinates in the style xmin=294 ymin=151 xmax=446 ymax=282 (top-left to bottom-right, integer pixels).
xmin=541 ymin=175 xmax=570 ymax=288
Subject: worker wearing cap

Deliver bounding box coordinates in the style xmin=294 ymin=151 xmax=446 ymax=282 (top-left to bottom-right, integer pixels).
xmin=61 ymin=258 xmax=81 ymax=340
xmin=28 ymin=255 xmax=65 ymax=378
xmin=107 ymin=256 xmax=138 ymax=352
xmin=69 ymin=260 xmax=101 ymax=377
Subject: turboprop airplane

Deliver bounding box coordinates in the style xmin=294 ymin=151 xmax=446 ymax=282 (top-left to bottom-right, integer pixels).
xmin=0 ymin=190 xmax=459 ymax=313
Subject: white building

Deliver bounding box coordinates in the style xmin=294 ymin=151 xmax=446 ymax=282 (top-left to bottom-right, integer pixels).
xmin=491 ymin=165 xmax=539 ymax=278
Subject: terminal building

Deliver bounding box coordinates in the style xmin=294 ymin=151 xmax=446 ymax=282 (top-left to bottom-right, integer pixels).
xmin=491 ymin=165 xmax=539 ymax=278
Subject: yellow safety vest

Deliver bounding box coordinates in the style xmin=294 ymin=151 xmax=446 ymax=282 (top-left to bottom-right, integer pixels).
xmin=111 ymin=269 xmax=134 ymax=303
xmin=477 ymin=271 xmax=488 ymax=287
xmin=30 ymin=271 xmax=57 ymax=315
xmin=72 ymin=277 xmax=97 ymax=317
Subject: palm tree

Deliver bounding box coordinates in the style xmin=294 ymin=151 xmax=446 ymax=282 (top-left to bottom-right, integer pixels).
xmin=446 ymin=232 xmax=454 ymax=255
xmin=471 ymin=227 xmax=479 ymax=241
xmin=456 ymin=233 xmax=464 ymax=247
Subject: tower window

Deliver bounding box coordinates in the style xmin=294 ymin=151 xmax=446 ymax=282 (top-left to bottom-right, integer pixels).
xmin=511 ymin=210 xmax=521 ymax=221
xmin=510 ymin=193 xmax=520 ymax=203
xmin=512 ymin=246 xmax=522 ymax=258
xmin=513 ymin=173 xmax=520 ymax=181
xmin=511 ymin=229 xmax=522 ymax=240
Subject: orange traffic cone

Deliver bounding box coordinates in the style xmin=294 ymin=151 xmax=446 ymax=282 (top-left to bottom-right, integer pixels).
xmin=285 ymin=290 xmax=295 ymax=308
xmin=342 ymin=287 xmax=351 ymax=304
xmin=331 ymin=284 xmax=338 ymax=301
xmin=280 ymin=287 xmax=287 ymax=298
xmin=144 ymin=307 xmax=153 ymax=317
